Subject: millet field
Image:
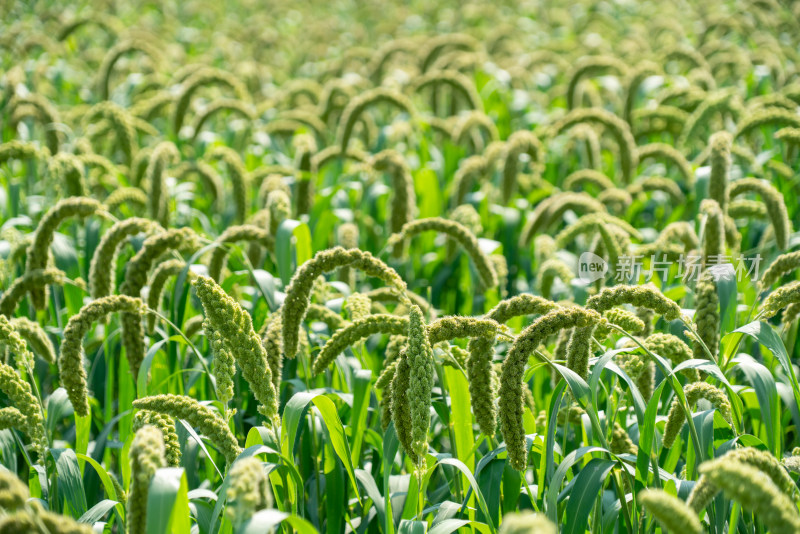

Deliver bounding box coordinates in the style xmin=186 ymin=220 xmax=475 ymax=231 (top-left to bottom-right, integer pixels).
xmin=2 ymin=0 xmax=800 ymax=532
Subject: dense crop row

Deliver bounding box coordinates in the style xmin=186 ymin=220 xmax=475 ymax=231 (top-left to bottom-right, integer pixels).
xmin=2 ymin=0 xmax=800 ymax=533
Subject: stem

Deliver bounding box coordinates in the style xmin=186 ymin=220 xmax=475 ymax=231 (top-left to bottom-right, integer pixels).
xmin=722 ymin=299 xmax=758 ymax=372
xmin=606 ymin=323 xmax=706 ymax=473
xmin=415 ymin=467 xmax=424 ymax=521
xmin=145 ymin=307 xmax=217 ymax=399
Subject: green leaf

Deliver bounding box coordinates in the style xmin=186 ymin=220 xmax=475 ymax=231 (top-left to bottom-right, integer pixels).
xmin=77 ymin=453 xmax=123 ymax=504
xmin=383 ymin=423 xmax=399 ymax=534
xmin=435 ymin=457 xmax=496 ymax=534
xmin=711 ymin=264 xmax=737 ymax=335
xmin=275 ymin=219 xmax=312 ymax=285
xmin=146 ymin=467 xmax=191 ymax=534
xmin=429 ymin=519 xmax=492 ymax=534
xmin=732 ymin=356 xmax=780 ymax=456
xmin=281 ymin=392 xmax=362 ymax=503
xmin=545 ymin=446 xmax=607 ymax=524
xmin=78 ymin=499 xmax=122 ymax=525
xmin=443 ymin=366 xmax=474 ymax=468
xmin=399 ymin=519 xmax=428 ymax=534
xmin=241 ymin=510 xmax=318 ymax=534
xmin=355 ymin=468 xmax=386 ymax=529
xmin=51 ymin=448 xmax=87 ymax=519
xmin=727 ymin=321 xmax=800 ymax=409
xmin=562 ymin=458 xmax=616 ymax=534
xmin=137 ymin=339 xmax=169 ymax=398
xmin=349 ymin=369 xmax=372 ymax=464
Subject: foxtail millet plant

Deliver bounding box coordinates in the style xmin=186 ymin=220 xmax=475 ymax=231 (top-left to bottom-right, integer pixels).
xmin=565 ymin=55 xmax=628 ymax=110
xmin=677 ymin=89 xmax=742 ymax=148
xmin=643 ymin=333 xmax=700 ymax=382
xmin=427 ymin=316 xmax=506 ymax=344
xmin=193 ymin=275 xmax=279 ymax=423
xmin=500 ymin=306 xmax=602 ymax=470
xmin=337 ymin=223 xmax=359 ymax=287
xmin=47 ymin=152 xmax=85 ymax=197
xmin=407 ymin=305 xmax=435 ymax=468
xmin=411 ymin=69 xmax=483 ymax=113
xmin=387 ymin=218 xmax=498 ymax=289
xmin=451 ymin=154 xmax=488 ymax=207
xmin=371 ymin=150 xmax=416 ymax=254
xmin=627 ymin=176 xmax=685 ymax=203
xmin=636 ymin=142 xmax=695 ymax=185
xmin=120 ymin=228 xmax=200 ymax=377
xmin=692 ymin=269 xmax=720 ymax=361
xmin=638 ymin=489 xmax=702 ymax=534
xmin=103 ymin=186 xmax=149 ymax=215
xmin=498 ymin=512 xmax=557 ymax=534
xmin=132 ymin=410 xmax=181 ymax=467
xmin=145 ymin=259 xmax=189 ymax=333
xmin=126 ymin=425 xmax=166 ymax=534
xmin=0 ymin=360 xmax=47 ymax=459
xmin=502 ymin=130 xmax=544 ymax=203
xmin=83 ymin=101 xmax=138 ymax=165
xmin=0 ymin=464 xmax=28 ymax=511
xmin=562 ymin=169 xmax=615 ymax=192
xmin=708 ymin=131 xmax=732 ymax=212
xmin=662 ymin=382 xmax=732 ymax=448
xmin=536 ymin=258 xmax=574 ymax=299
xmin=344 ymin=292 xmax=372 ymax=322
xmin=259 ymin=312 xmax=285 ymax=395
xmin=306 ymin=303 xmax=350 ymax=332
xmin=205 ymin=320 xmax=236 ymax=406
xmin=520 ymin=192 xmax=606 ymax=247
xmin=89 ymin=217 xmax=159 ymax=299
xmin=282 ymin=247 xmax=408 ymax=360
xmin=728 ymin=177 xmax=792 ymax=250
xmin=698 ymin=458 xmax=800 ymax=534
xmin=594 ymin=307 xmax=645 ymax=340
xmin=8 ymin=317 xmax=55 ymax=365
xmin=623 ymin=60 xmax=660 ymax=124
xmin=225 ymin=457 xmax=273 ymax=526
xmin=728 ymin=198 xmax=768 ymax=219
xmin=451 ymin=111 xmax=500 ymax=151
xmin=759 ymin=280 xmax=800 ymax=319
xmin=391 ymin=348 xmax=418 ymax=465
xmin=207 ymin=225 xmax=274 ymax=282
xmin=191 ymin=98 xmax=254 ymax=141
xmin=687 ymin=447 xmax=797 ymax=512
xmin=312 ymin=315 xmax=409 ymax=375
xmin=293 ymin=133 xmax=317 ymax=217
xmin=174 ymin=161 xmax=224 ymax=208
xmin=207 ymin=146 xmax=249 ymax=224
xmin=566 ymin=285 xmax=683 ymax=379
xmin=336 ymin=88 xmax=415 ymax=152
xmin=267 ymin=189 xmax=291 ymax=236
xmin=97 ymin=38 xmax=162 ymax=100
xmin=735 ymin=106 xmax=800 ymax=139
xmin=0 ymin=315 xmax=34 ymax=369
xmin=548 ymin=108 xmax=638 ymax=184
xmin=25 ymin=196 xmax=103 ymax=309
xmin=760 ymin=250 xmax=800 ymax=291
xmin=0 ymin=269 xmax=73 ymax=317
xmin=8 ymin=93 xmax=61 ymax=154
xmin=145 ymin=141 xmax=179 ymax=227
xmin=699 ymin=199 xmax=725 ymax=266
xmin=133 ymin=394 xmax=242 ymax=464
xmin=59 ymin=295 xmax=145 ymax=416
xmin=467 ymin=295 xmax=558 ymax=436
xmin=172 ymin=66 xmax=250 ymax=133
